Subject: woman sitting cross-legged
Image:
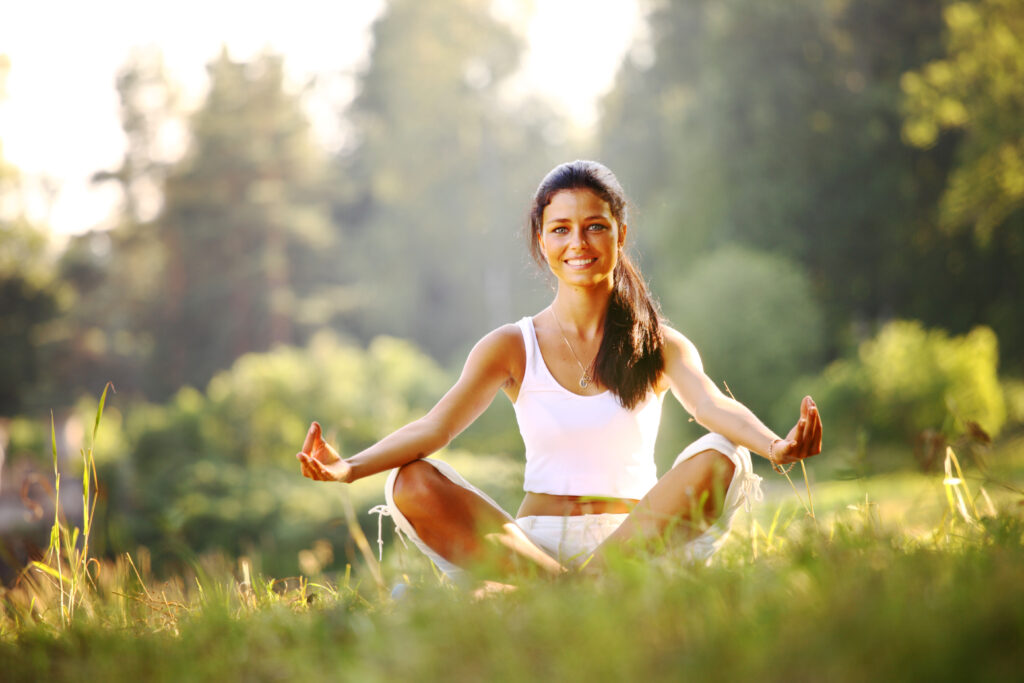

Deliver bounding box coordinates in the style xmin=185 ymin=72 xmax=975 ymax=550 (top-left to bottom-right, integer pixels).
xmin=295 ymin=160 xmax=822 ymax=583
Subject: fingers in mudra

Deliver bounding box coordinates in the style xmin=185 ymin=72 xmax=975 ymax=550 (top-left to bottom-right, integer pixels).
xmin=296 ymin=452 xmax=315 ymax=480
xmin=297 ymin=452 xmax=330 ymax=481
xmin=803 ymin=397 xmax=821 ymax=456
xmin=810 ymin=403 xmax=822 ymax=454
xmin=302 ymin=422 xmax=318 ymax=454
xmin=302 ymin=422 xmax=340 ymax=464
xmin=296 ymin=421 xmax=344 ymax=482
xmin=777 ymin=397 xmax=822 ymax=464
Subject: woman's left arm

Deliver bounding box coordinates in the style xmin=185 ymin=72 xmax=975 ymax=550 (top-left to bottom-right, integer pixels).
xmin=662 ymin=327 xmax=822 ymax=465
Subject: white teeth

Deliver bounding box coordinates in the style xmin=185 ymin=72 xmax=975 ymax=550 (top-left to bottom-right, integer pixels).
xmin=567 ymin=258 xmax=596 ymax=266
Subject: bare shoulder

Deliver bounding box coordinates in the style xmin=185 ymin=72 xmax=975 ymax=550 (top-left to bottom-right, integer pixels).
xmin=661 ymin=325 xmax=705 ymax=372
xmin=474 ymin=323 xmax=525 ymax=358
xmin=465 ymin=323 xmax=526 ymax=390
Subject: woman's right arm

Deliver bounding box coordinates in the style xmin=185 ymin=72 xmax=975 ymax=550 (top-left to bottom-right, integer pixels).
xmin=295 ymin=324 xmax=523 ymax=483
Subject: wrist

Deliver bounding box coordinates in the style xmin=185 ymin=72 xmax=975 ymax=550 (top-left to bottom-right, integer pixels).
xmin=767 ymin=438 xmax=795 ymax=475
xmin=342 ymin=458 xmax=361 ymax=483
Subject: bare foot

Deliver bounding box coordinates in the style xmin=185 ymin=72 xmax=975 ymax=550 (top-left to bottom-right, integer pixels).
xmin=471 ymin=580 xmax=518 ymax=601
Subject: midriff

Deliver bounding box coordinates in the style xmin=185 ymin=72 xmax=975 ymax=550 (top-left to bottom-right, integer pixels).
xmin=516 ymin=491 xmax=639 ymax=518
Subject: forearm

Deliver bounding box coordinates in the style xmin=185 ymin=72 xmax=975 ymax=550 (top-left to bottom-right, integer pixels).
xmin=345 ymin=417 xmax=450 ymax=482
xmin=695 ymin=394 xmax=780 ymax=460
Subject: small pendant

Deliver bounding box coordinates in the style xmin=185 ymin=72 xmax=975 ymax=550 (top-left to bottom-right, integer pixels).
xmin=579 ymin=376 xmax=589 ymax=389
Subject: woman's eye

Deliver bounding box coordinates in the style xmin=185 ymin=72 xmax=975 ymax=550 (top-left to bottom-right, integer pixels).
xmin=588 ymin=224 xmax=608 ymax=231
xmin=551 ymin=226 xmax=568 ymax=233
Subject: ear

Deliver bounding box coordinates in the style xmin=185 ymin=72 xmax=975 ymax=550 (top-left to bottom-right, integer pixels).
xmin=618 ymin=223 xmax=628 ymax=248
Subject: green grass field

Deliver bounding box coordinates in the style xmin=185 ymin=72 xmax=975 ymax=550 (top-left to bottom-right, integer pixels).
xmin=2 ymin=431 xmax=1023 ymax=682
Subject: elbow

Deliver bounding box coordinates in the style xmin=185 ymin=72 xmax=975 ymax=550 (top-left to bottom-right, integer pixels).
xmin=435 ymin=428 xmax=455 ymax=452
xmin=419 ymin=416 xmax=454 ymax=453
xmin=693 ymin=397 xmax=715 ymax=427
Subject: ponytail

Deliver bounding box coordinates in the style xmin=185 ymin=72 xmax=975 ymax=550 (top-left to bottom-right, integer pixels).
xmin=528 ymin=160 xmax=665 ymax=409
xmin=593 ymin=253 xmax=664 ymax=409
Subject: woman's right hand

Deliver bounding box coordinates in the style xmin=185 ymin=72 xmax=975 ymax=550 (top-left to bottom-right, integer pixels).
xmin=295 ymin=422 xmax=353 ymax=483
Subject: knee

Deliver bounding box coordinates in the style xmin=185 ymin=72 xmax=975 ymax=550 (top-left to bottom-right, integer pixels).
xmin=704 ymin=450 xmax=737 ymax=490
xmin=391 ymin=460 xmax=444 ymax=518
xmin=679 ymin=449 xmax=736 ymax=480
xmin=685 ymin=450 xmax=736 ymax=508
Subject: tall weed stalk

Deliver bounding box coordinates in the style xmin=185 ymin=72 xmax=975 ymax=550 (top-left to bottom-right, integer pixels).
xmin=25 ymin=383 xmax=111 ymax=626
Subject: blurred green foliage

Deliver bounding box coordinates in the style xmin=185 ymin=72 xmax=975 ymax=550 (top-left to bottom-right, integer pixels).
xmin=1004 ymin=379 xmax=1024 ymax=428
xmin=106 ymin=333 xmax=453 ymax=571
xmin=601 ymin=0 xmax=1023 ymax=371
xmin=4 ymin=415 xmax=48 ymax=466
xmin=0 ymin=171 xmax=65 ymax=414
xmin=902 ymin=0 xmax=1024 ymax=241
xmin=812 ymin=321 xmax=1006 ymax=452
xmin=662 ymin=245 xmax=824 ymax=421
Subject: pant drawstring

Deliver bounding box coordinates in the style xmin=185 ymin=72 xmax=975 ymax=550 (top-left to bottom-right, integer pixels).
xmin=740 ymin=471 xmax=764 ymax=513
xmin=368 ymin=504 xmax=408 ymax=562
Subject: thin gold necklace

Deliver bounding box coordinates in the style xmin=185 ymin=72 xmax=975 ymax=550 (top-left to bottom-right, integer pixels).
xmin=551 ymin=308 xmax=596 ymax=389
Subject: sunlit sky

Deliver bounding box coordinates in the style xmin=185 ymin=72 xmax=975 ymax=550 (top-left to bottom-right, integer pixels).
xmin=0 ymin=0 xmax=643 ymax=236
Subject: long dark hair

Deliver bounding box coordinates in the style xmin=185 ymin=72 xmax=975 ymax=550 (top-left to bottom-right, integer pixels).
xmin=528 ymin=160 xmax=664 ymax=409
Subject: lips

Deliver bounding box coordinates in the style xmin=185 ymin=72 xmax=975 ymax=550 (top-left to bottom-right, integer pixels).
xmin=565 ymin=257 xmax=598 ymax=267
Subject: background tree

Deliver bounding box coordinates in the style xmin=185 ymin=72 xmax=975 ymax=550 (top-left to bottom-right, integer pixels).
xmin=900 ymin=0 xmax=1024 ymax=370
xmin=902 ymin=0 xmax=1024 ymax=242
xmin=48 ymin=49 xmax=182 ymax=402
xmin=601 ymin=0 xmax=951 ymax=322
xmin=151 ymin=50 xmax=333 ymax=396
xmin=0 ymin=218 xmax=61 ymax=415
xmin=0 ymin=56 xmax=63 ymax=415
xmin=331 ymin=0 xmax=564 ymax=362
xmin=94 ymin=47 xmax=181 ymax=227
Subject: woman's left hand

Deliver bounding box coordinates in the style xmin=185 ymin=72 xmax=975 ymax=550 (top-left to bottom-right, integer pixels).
xmin=770 ymin=396 xmax=822 ymax=465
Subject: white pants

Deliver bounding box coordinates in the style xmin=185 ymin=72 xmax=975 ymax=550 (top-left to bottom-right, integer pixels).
xmin=380 ymin=433 xmax=763 ymax=581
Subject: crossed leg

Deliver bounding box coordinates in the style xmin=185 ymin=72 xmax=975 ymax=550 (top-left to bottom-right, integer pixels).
xmin=586 ymin=449 xmax=735 ymax=568
xmin=390 ymin=460 xmax=565 ymax=578
xmin=390 ymin=446 xmax=739 ymax=580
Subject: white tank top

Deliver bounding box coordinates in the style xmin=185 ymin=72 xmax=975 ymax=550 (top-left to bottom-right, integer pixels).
xmin=512 ymin=316 xmax=665 ymax=499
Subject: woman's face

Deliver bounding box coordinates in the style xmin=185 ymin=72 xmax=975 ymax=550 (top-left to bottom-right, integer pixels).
xmin=538 ymin=188 xmax=626 ymax=290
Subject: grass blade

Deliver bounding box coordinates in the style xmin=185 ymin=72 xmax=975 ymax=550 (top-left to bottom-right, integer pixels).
xmin=91 ymin=382 xmax=113 ymax=451
xmin=766 ymin=506 xmax=782 ymax=548
xmin=800 ymin=460 xmax=815 ymax=518
xmin=339 ymin=489 xmax=386 ymax=596
xmin=49 ymin=411 xmax=67 ymax=624
xmin=31 ymin=561 xmax=72 ymax=586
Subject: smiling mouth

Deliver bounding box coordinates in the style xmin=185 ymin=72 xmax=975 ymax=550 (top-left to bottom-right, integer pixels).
xmin=565 ymin=257 xmax=598 ymax=267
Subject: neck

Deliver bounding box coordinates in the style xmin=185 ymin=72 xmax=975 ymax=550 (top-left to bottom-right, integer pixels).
xmin=551 ymin=280 xmax=614 ymax=339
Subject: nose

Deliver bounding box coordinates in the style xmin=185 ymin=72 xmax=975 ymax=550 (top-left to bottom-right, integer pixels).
xmin=569 ymin=227 xmax=587 ymax=249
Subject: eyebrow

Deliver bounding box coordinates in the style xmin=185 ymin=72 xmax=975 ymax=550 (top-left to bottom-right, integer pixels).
xmin=544 ymin=214 xmax=611 ymax=225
